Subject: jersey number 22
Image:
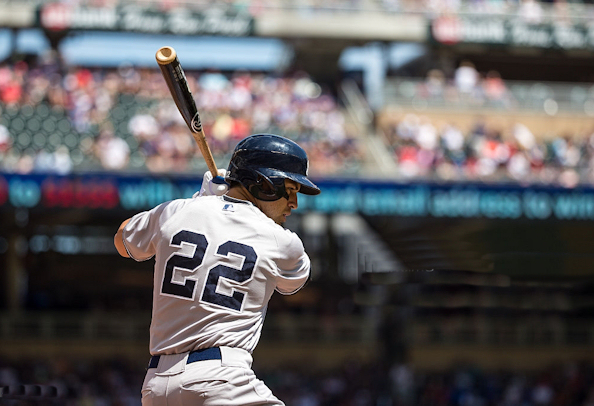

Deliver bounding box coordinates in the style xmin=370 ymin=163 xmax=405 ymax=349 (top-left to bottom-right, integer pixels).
xmin=161 ymin=230 xmax=256 ymax=311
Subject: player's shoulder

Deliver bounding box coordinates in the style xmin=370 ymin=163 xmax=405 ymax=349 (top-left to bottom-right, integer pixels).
xmin=162 ymin=197 xmax=197 ymax=212
xmin=270 ymin=224 xmax=305 ymax=255
xmin=147 ymin=197 xmax=195 ymax=222
xmin=155 ymin=195 xmax=224 ymax=216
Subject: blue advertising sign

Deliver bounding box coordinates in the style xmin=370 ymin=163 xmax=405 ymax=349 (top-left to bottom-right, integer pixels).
xmin=1 ymin=173 xmax=593 ymax=221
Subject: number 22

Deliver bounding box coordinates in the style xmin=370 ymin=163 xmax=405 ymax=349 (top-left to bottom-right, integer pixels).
xmin=161 ymin=230 xmax=256 ymax=311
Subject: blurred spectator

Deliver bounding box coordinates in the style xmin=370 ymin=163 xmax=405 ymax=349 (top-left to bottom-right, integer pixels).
xmin=53 ymin=146 xmax=73 ymax=175
xmin=532 ymin=379 xmax=554 ymax=405
xmin=519 ymin=0 xmax=544 ymax=23
xmin=483 ymin=70 xmax=509 ymax=106
xmin=33 ymin=146 xmax=73 ymax=175
xmin=390 ymin=363 xmax=415 ymax=405
xmin=0 ymin=62 xmax=25 ymax=105
xmin=454 ymin=61 xmax=479 ymax=97
xmin=94 ymin=130 xmax=130 ymax=171
xmin=512 ymin=123 xmax=536 ymax=151
xmin=424 ymin=69 xmax=447 ymax=99
xmin=0 ymin=124 xmax=11 ymax=153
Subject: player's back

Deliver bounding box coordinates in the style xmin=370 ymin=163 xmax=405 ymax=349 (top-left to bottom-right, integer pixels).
xmin=143 ymin=195 xmax=309 ymax=355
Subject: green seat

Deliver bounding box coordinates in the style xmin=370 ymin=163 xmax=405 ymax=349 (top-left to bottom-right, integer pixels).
xmin=120 ymin=94 xmax=135 ymax=105
xmin=10 ymin=116 xmax=25 ymax=132
xmin=42 ymin=118 xmax=57 ymax=133
xmin=112 ymin=106 xmax=127 ymax=122
xmin=27 ymin=117 xmax=41 ymax=132
xmin=58 ymin=118 xmax=71 ymax=133
xmin=64 ymin=133 xmax=79 ymax=149
xmin=129 ymin=151 xmax=146 ymax=168
xmin=20 ymin=104 xmax=34 ymax=118
xmin=36 ymin=103 xmax=50 ymax=118
xmin=126 ymin=137 xmax=138 ymax=150
xmin=33 ymin=132 xmax=47 ymax=148
xmin=4 ymin=105 xmax=19 ymax=118
xmin=51 ymin=105 xmax=65 ymax=116
xmin=70 ymin=148 xmax=85 ymax=166
xmin=16 ymin=132 xmax=32 ymax=149
xmin=117 ymin=121 xmax=129 ymax=136
xmin=48 ymin=132 xmax=62 ymax=148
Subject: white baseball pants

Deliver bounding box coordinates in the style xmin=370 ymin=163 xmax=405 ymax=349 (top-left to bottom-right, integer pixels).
xmin=141 ymin=347 xmax=284 ymax=406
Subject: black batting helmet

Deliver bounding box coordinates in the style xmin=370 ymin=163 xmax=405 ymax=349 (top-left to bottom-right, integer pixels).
xmin=226 ymin=134 xmax=321 ymax=201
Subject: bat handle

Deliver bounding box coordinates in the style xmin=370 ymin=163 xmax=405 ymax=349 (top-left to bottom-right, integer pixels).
xmin=192 ymin=127 xmax=219 ymax=178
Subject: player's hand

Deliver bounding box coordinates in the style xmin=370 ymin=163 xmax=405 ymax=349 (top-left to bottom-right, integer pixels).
xmin=196 ymin=169 xmax=229 ymax=197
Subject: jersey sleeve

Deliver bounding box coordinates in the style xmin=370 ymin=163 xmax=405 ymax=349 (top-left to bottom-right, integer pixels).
xmin=122 ymin=199 xmax=189 ymax=261
xmin=272 ymin=229 xmax=311 ymax=295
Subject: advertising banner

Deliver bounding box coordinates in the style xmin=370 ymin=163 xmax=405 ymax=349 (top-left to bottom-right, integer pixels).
xmin=1 ymin=173 xmax=594 ymax=221
xmin=431 ymin=15 xmax=594 ymax=51
xmin=37 ymin=3 xmax=254 ymax=36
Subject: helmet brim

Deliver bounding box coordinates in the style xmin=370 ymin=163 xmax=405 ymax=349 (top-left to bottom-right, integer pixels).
xmin=258 ymin=168 xmax=321 ymax=196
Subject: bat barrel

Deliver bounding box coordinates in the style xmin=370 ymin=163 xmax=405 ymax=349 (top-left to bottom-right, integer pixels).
xmin=155 ymin=47 xmax=197 ymax=131
xmin=155 ymin=46 xmax=219 ymax=177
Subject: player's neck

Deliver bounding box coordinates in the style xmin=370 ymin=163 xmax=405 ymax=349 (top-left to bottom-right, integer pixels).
xmin=226 ymin=186 xmax=256 ymax=205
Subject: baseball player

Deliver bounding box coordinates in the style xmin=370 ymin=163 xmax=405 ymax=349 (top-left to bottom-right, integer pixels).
xmin=114 ymin=134 xmax=320 ymax=406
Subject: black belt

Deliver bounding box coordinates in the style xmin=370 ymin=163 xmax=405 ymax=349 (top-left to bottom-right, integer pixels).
xmin=148 ymin=347 xmax=221 ymax=369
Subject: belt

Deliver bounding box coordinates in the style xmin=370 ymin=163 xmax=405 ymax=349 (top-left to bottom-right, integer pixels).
xmin=148 ymin=347 xmax=221 ymax=369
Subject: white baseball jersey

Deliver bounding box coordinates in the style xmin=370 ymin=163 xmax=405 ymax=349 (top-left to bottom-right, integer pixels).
xmin=121 ymin=195 xmax=310 ymax=355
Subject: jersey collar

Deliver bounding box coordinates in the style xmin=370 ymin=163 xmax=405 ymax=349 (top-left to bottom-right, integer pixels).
xmin=222 ymin=195 xmax=253 ymax=206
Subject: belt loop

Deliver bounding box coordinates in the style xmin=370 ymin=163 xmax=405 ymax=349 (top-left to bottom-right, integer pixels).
xmin=147 ymin=355 xmax=160 ymax=370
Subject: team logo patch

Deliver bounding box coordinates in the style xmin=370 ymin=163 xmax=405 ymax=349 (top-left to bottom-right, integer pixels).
xmin=222 ymin=203 xmax=235 ymax=212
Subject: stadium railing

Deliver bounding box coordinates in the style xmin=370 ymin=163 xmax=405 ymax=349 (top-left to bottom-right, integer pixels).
xmin=383 ymin=77 xmax=594 ymax=115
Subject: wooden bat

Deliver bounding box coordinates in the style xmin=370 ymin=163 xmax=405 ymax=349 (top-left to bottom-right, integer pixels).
xmin=155 ymin=46 xmax=219 ymax=177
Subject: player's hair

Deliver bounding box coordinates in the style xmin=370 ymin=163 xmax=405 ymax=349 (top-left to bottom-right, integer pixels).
xmin=226 ymin=134 xmax=321 ymax=202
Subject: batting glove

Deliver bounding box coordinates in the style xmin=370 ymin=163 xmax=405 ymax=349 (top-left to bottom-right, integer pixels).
xmin=196 ymin=169 xmax=229 ymax=197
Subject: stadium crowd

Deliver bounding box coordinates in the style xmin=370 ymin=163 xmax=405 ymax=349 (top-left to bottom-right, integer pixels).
xmin=381 ymin=113 xmax=594 ymax=188
xmin=3 ymin=56 xmax=594 ymax=186
xmin=380 ymin=62 xmax=594 ymax=188
xmin=1 ymin=357 xmax=594 ymax=406
xmin=0 ymin=58 xmax=362 ymax=176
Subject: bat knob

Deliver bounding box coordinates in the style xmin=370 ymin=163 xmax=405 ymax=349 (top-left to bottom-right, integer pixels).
xmin=156 ymin=46 xmax=177 ymax=65
xmin=212 ymin=176 xmax=228 ymax=185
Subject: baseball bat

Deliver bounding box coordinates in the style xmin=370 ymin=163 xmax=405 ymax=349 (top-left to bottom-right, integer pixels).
xmin=155 ymin=46 xmax=219 ymax=177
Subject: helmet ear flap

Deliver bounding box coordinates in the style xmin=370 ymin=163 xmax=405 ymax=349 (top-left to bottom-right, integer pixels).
xmin=248 ymin=173 xmax=288 ymax=202
xmin=256 ymin=174 xmax=275 ymax=195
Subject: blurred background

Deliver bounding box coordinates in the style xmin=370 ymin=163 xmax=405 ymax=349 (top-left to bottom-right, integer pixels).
xmin=1 ymin=0 xmax=594 ymax=405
